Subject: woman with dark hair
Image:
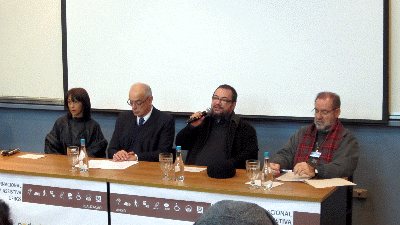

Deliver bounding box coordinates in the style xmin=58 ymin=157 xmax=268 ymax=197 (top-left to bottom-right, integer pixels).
xmin=45 ymin=88 xmax=108 ymax=158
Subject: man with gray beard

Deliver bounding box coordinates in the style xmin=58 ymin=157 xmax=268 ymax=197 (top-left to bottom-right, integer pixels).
xmin=270 ymin=92 xmax=360 ymax=179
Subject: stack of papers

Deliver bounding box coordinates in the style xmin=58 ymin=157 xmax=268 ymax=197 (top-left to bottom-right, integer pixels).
xmin=184 ymin=167 xmax=207 ymax=172
xmin=245 ymin=180 xmax=284 ymax=189
xmin=88 ymin=160 xmax=138 ymax=170
xmin=275 ymin=172 xmax=356 ymax=188
xmin=275 ymin=171 xmax=311 ymax=182
xmin=304 ymin=178 xmax=356 ymax=189
xmin=18 ymin=154 xmax=46 ymax=159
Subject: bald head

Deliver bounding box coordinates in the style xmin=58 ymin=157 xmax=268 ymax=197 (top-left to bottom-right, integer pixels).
xmin=130 ymin=83 xmax=152 ymax=97
xmin=128 ymin=82 xmax=153 ymax=117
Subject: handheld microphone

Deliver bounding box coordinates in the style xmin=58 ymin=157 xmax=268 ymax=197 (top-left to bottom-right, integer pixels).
xmin=1 ymin=148 xmax=20 ymax=156
xmin=186 ymin=108 xmax=212 ymax=124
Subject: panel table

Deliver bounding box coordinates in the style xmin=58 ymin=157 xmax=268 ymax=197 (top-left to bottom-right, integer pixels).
xmin=108 ymin=161 xmax=347 ymax=225
xmin=0 ymin=153 xmax=347 ymax=225
xmin=0 ymin=152 xmax=110 ymax=225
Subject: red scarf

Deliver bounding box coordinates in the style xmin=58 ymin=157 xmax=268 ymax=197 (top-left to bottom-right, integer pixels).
xmin=294 ymin=119 xmax=343 ymax=165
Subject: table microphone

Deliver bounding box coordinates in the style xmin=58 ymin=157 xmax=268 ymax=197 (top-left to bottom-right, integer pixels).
xmin=1 ymin=148 xmax=20 ymax=156
xmin=207 ymin=160 xmax=236 ymax=179
xmin=186 ymin=108 xmax=212 ymax=124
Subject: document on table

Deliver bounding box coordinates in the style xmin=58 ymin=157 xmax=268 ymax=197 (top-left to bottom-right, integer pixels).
xmin=184 ymin=167 xmax=207 ymax=172
xmin=304 ymin=178 xmax=356 ymax=189
xmin=18 ymin=154 xmax=46 ymax=159
xmin=245 ymin=180 xmax=284 ymax=188
xmin=88 ymin=160 xmax=138 ymax=169
xmin=275 ymin=171 xmax=311 ymax=182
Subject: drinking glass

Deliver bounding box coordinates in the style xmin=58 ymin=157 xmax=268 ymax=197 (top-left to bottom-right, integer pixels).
xmin=246 ymin=159 xmax=260 ymax=189
xmin=159 ymin=153 xmax=173 ymax=181
xmin=67 ymin=146 xmax=79 ymax=172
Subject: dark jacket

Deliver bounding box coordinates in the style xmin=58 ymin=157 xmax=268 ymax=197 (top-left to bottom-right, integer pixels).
xmin=271 ymin=124 xmax=360 ymax=179
xmin=175 ymin=112 xmax=259 ymax=169
xmin=45 ymin=116 xmax=108 ymax=158
xmin=107 ymin=107 xmax=175 ymax=162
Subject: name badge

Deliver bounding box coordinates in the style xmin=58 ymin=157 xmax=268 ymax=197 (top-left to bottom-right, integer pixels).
xmin=310 ymin=151 xmax=322 ymax=158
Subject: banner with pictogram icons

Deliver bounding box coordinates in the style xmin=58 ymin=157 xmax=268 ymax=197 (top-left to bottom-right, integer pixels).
xmin=0 ymin=173 xmax=108 ymax=225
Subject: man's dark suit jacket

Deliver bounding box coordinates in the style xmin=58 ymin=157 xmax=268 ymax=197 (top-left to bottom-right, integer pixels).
xmin=107 ymin=107 xmax=175 ymax=162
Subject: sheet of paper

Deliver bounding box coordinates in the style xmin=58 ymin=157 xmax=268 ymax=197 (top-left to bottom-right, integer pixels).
xmin=304 ymin=178 xmax=356 ymax=189
xmin=184 ymin=167 xmax=207 ymax=172
xmin=88 ymin=160 xmax=138 ymax=170
xmin=18 ymin=154 xmax=46 ymax=159
xmin=245 ymin=180 xmax=284 ymax=189
xmin=275 ymin=171 xmax=311 ymax=182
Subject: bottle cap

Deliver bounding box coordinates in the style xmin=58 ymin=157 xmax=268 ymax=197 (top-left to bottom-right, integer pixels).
xmin=176 ymin=146 xmax=181 ymax=150
xmin=264 ymin=152 xmax=269 ymax=157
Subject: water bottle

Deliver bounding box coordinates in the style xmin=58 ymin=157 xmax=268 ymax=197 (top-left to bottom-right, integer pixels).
xmin=79 ymin=139 xmax=89 ymax=172
xmin=174 ymin=146 xmax=185 ymax=181
xmin=261 ymin=152 xmax=273 ymax=190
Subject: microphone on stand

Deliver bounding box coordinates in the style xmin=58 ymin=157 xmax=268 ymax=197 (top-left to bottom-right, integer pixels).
xmin=207 ymin=160 xmax=236 ymax=179
xmin=186 ymin=108 xmax=212 ymax=124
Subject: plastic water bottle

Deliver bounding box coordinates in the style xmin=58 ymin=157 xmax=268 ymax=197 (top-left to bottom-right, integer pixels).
xmin=261 ymin=152 xmax=273 ymax=190
xmin=79 ymin=139 xmax=89 ymax=172
xmin=174 ymin=146 xmax=185 ymax=181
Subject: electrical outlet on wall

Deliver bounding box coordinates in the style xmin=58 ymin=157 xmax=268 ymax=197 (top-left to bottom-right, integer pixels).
xmin=353 ymin=189 xmax=368 ymax=199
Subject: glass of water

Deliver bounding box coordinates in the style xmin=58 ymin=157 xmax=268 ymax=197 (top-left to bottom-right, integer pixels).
xmin=159 ymin=153 xmax=173 ymax=181
xmin=246 ymin=159 xmax=260 ymax=189
xmin=67 ymin=146 xmax=79 ymax=172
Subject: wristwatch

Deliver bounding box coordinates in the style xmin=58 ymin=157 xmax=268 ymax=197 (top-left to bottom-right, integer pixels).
xmin=314 ymin=168 xmax=319 ymax=176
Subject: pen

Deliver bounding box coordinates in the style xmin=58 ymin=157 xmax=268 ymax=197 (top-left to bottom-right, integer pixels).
xmin=280 ymin=169 xmax=293 ymax=173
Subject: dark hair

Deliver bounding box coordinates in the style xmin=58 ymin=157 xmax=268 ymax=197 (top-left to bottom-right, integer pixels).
xmin=64 ymin=88 xmax=91 ymax=120
xmin=0 ymin=199 xmax=13 ymax=225
xmin=215 ymin=84 xmax=238 ymax=102
xmin=315 ymin=92 xmax=341 ymax=109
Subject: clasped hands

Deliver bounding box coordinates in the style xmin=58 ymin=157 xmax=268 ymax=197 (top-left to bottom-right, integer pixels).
xmin=270 ymin=162 xmax=316 ymax=177
xmin=112 ymin=150 xmax=138 ymax=162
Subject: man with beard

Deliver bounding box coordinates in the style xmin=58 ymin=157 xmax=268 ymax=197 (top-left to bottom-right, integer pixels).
xmin=175 ymin=84 xmax=259 ymax=169
xmin=270 ymin=92 xmax=360 ymax=179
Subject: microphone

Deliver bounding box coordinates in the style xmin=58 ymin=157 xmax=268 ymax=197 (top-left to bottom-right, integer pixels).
xmin=207 ymin=160 xmax=236 ymax=179
xmin=186 ymin=108 xmax=212 ymax=124
xmin=1 ymin=148 xmax=20 ymax=156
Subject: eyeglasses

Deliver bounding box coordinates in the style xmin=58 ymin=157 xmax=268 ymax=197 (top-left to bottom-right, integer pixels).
xmin=212 ymin=95 xmax=232 ymax=103
xmin=312 ymin=108 xmax=337 ymax=116
xmin=127 ymin=96 xmax=149 ymax=107
xmin=67 ymin=99 xmax=80 ymax=104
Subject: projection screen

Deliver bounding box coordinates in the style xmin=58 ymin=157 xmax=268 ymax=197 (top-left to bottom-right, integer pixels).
xmin=66 ymin=0 xmax=386 ymax=121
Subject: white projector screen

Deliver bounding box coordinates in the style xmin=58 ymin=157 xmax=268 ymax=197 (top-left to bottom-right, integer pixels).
xmin=66 ymin=0 xmax=386 ymax=121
